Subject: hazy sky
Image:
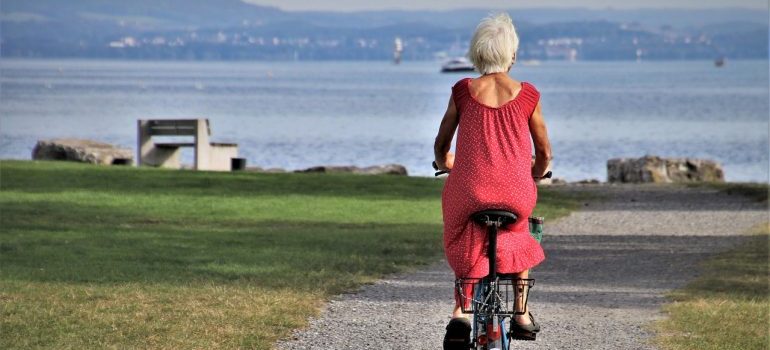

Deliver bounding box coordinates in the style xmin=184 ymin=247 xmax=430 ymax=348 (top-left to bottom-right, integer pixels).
xmin=243 ymin=0 xmax=767 ymax=11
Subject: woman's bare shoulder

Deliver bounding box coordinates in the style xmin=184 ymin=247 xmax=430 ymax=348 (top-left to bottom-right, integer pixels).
xmin=452 ymin=77 xmax=472 ymax=88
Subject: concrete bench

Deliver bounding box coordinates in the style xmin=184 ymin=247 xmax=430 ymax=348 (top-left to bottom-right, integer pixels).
xmin=137 ymin=118 xmax=238 ymax=171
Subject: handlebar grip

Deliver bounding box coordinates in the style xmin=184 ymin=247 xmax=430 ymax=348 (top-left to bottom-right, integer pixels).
xmin=432 ymin=161 xmax=449 ymax=176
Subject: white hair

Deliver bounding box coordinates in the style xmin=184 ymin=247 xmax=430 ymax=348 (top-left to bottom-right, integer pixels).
xmin=468 ymin=13 xmax=520 ymax=75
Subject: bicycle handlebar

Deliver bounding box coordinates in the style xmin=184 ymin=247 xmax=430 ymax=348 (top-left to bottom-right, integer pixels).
xmin=431 ymin=161 xmax=449 ymax=176
xmin=432 ymin=161 xmax=552 ymax=179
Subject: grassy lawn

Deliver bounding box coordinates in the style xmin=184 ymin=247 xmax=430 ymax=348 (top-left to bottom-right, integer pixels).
xmin=0 ymin=160 xmax=577 ymax=349
xmin=687 ymin=182 xmax=769 ymax=203
xmin=656 ymin=222 xmax=770 ymax=350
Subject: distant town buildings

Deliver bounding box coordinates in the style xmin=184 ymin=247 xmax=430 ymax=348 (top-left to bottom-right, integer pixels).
xmin=95 ymin=22 xmax=743 ymax=62
xmin=2 ymin=2 xmax=764 ymax=61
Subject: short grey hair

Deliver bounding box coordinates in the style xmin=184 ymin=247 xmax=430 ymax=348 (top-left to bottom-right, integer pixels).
xmin=468 ymin=13 xmax=519 ymax=74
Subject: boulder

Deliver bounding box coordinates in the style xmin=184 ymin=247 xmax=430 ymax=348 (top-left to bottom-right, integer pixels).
xmin=355 ymin=164 xmax=409 ymax=176
xmin=32 ymin=139 xmax=134 ymax=165
xmin=574 ymin=179 xmax=601 ymax=184
xmin=549 ymin=177 xmax=568 ymax=185
xmin=295 ymin=164 xmax=408 ymax=176
xmin=296 ymin=165 xmax=354 ymax=174
xmin=607 ymin=155 xmax=724 ymax=183
xmin=246 ymin=167 xmax=287 ymax=173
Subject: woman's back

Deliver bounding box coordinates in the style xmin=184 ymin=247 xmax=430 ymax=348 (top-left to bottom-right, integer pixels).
xmin=467 ymin=74 xmax=523 ymax=108
xmin=449 ymin=76 xmax=540 ymax=193
xmin=442 ymin=76 xmax=542 ymax=278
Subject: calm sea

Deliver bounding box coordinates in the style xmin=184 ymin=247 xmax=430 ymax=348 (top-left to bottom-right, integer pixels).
xmin=1 ymin=59 xmax=768 ymax=182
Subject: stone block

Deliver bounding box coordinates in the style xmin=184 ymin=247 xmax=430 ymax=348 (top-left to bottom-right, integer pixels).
xmin=607 ymin=155 xmax=724 ymax=183
xmin=32 ymin=139 xmax=134 ymax=165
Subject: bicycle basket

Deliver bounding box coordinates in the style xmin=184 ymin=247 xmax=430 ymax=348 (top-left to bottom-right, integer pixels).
xmin=455 ymin=277 xmax=535 ymax=315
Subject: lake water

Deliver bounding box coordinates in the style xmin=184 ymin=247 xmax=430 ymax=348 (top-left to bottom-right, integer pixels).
xmin=1 ymin=59 xmax=768 ymax=182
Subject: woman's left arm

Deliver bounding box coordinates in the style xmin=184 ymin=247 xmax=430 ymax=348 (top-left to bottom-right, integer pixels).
xmin=529 ymin=101 xmax=552 ymax=178
xmin=433 ymin=96 xmax=459 ymax=171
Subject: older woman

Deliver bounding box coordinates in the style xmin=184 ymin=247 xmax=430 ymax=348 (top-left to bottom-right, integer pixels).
xmin=434 ymin=13 xmax=552 ymax=348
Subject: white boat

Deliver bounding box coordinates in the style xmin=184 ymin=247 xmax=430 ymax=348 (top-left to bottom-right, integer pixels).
xmin=393 ymin=37 xmax=403 ymax=64
xmin=441 ymin=57 xmax=475 ymax=73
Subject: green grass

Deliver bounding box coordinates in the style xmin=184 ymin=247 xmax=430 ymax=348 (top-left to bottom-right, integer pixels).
xmin=0 ymin=160 xmax=578 ymax=349
xmin=718 ymin=183 xmax=769 ymax=203
xmin=687 ymin=182 xmax=769 ymax=203
xmin=655 ymin=223 xmax=770 ymax=350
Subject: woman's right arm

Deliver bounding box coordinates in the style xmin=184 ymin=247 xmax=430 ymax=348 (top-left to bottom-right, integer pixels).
xmin=434 ymin=96 xmax=459 ymax=171
xmin=529 ymin=101 xmax=552 ymax=179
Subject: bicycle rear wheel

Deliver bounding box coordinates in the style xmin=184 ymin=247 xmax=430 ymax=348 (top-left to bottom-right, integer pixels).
xmin=470 ymin=280 xmax=510 ymax=350
xmin=472 ymin=315 xmax=509 ymax=350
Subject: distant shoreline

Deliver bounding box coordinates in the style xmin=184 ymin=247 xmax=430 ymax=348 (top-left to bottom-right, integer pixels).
xmin=5 ymin=159 xmax=769 ymax=185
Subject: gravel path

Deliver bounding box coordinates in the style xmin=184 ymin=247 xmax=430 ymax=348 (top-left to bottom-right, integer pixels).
xmin=276 ymin=184 xmax=767 ymax=350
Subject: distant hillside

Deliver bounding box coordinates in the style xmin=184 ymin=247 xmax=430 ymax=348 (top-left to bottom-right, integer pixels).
xmin=1 ymin=0 xmax=286 ymax=29
xmin=1 ymin=1 xmax=767 ymax=60
xmin=293 ymin=7 xmax=769 ymax=29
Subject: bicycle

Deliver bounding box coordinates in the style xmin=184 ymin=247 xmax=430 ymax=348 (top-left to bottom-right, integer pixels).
xmin=434 ymin=162 xmax=550 ymax=350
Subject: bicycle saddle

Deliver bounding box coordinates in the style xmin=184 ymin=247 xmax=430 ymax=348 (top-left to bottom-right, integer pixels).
xmin=472 ymin=210 xmax=518 ymax=228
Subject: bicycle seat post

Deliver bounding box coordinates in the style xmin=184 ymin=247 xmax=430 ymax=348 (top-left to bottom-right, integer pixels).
xmin=472 ymin=210 xmax=517 ymax=283
xmin=485 ymin=217 xmax=502 ymax=282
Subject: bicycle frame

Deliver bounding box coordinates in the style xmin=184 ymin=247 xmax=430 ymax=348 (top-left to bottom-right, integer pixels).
xmin=476 ymin=221 xmax=506 ymax=350
xmin=433 ymin=163 xmax=546 ymax=349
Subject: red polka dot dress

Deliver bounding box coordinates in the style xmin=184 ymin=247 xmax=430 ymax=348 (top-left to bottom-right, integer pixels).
xmin=442 ymin=78 xmax=545 ymax=279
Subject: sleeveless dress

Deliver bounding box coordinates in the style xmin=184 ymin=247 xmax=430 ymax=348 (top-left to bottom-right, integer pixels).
xmin=442 ymin=78 xmax=545 ymax=279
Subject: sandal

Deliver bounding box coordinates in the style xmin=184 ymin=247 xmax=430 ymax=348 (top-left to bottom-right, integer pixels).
xmin=509 ymin=312 xmax=540 ymax=341
xmin=443 ymin=317 xmax=471 ymax=349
